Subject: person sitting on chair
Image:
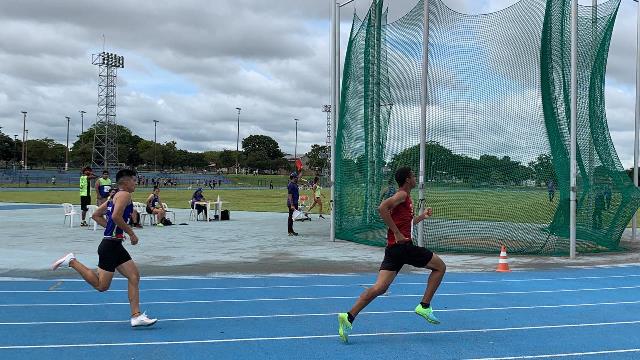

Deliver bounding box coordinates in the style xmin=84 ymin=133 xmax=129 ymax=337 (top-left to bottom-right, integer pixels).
xmin=191 ymin=188 xmax=208 ymax=220
xmin=145 ymin=186 xmax=170 ymax=226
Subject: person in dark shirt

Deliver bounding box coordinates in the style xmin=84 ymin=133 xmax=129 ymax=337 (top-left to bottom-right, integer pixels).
xmin=287 ymin=172 xmax=300 ymax=236
xmin=191 ymin=188 xmax=208 ymax=220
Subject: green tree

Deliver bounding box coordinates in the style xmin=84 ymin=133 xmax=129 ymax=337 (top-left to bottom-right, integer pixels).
xmin=528 ymin=154 xmax=556 ymax=186
xmin=203 ymin=151 xmax=220 ymax=166
xmin=306 ymin=144 xmax=329 ymax=174
xmin=218 ymin=149 xmax=237 ymax=169
xmin=0 ymin=131 xmax=16 ymax=163
xmin=242 ymin=135 xmax=283 ymax=159
xmin=24 ymin=138 xmax=65 ymax=168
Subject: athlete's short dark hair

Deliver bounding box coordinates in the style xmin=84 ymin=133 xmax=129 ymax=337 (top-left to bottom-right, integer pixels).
xmin=395 ymin=167 xmax=413 ymax=187
xmin=116 ymin=169 xmax=137 ymax=183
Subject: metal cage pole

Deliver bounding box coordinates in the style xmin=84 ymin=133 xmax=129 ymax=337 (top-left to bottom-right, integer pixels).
xmin=634 ymin=0 xmax=640 ymax=241
xmin=570 ymin=0 xmax=578 ymax=259
xmin=418 ymin=0 xmax=430 ymax=247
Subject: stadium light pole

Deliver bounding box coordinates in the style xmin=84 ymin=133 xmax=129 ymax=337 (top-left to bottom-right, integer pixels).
xmin=13 ymin=135 xmax=18 ymax=172
xmin=24 ymin=129 xmax=28 ymax=172
xmin=236 ymin=107 xmax=241 ymax=175
xmin=330 ymin=0 xmax=356 ymax=243
xmin=65 ymin=116 xmax=70 ymax=172
xmin=569 ymin=0 xmax=578 ymax=259
xmin=79 ymin=110 xmax=86 ymax=143
xmin=153 ymin=120 xmax=159 ymax=172
xmin=634 ymin=0 xmax=640 ymax=241
xmin=294 ymin=118 xmax=299 ymax=159
xmin=21 ymin=111 xmax=26 ymax=170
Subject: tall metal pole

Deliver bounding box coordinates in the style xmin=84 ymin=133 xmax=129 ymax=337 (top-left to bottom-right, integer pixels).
xmin=634 ymin=0 xmax=640 ymax=241
xmin=79 ymin=110 xmax=86 ymax=143
xmin=330 ymin=1 xmax=338 ymax=243
xmin=21 ymin=111 xmax=26 ymax=170
xmin=294 ymin=119 xmax=299 ymax=159
xmin=329 ymin=0 xmax=355 ymax=243
xmin=570 ymin=0 xmax=578 ymax=259
xmin=13 ymin=135 xmax=18 ymax=172
xmin=65 ymin=116 xmax=70 ymax=172
xmin=153 ymin=119 xmax=159 ymax=172
xmin=418 ymin=0 xmax=430 ymax=248
xmin=24 ymin=129 xmax=28 ymax=172
xmin=236 ymin=107 xmax=241 ymax=175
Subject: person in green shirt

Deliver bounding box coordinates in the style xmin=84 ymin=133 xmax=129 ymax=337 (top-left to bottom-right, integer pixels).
xmin=79 ymin=166 xmax=96 ymax=226
xmin=96 ymin=170 xmax=113 ymax=206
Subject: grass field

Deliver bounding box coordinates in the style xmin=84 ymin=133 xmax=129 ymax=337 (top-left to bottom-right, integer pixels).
xmin=0 ymin=186 xmax=626 ymax=226
xmin=0 ymin=188 xmax=330 ymax=213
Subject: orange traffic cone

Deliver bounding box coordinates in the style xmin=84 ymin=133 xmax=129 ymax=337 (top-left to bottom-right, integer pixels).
xmin=496 ymin=245 xmax=511 ymax=272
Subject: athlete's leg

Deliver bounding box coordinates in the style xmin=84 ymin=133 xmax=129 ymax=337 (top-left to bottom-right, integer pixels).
xmin=349 ymin=270 xmax=397 ymax=317
xmin=116 ymin=260 xmax=141 ymax=316
xmin=69 ymin=259 xmax=115 ymax=292
xmin=420 ymin=254 xmax=446 ymax=305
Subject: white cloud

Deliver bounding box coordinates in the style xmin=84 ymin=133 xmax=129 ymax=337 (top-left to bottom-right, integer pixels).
xmin=0 ymin=0 xmax=636 ymax=169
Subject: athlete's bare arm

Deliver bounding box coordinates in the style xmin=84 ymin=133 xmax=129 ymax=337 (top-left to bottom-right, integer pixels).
xmin=378 ymin=191 xmax=409 ymax=243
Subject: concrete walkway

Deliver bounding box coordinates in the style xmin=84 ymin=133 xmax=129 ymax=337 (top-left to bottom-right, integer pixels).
xmin=0 ymin=203 xmax=638 ymax=279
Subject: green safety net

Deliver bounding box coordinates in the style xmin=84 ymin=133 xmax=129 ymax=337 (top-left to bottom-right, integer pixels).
xmin=334 ymin=0 xmax=640 ymax=255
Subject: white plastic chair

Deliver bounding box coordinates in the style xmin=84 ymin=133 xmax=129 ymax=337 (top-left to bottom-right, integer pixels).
xmin=87 ymin=205 xmax=99 ymax=231
xmin=189 ymin=200 xmax=207 ymax=221
xmin=135 ymin=202 xmax=156 ymax=226
xmin=62 ymin=203 xmax=78 ymax=227
xmin=162 ymin=203 xmax=176 ymax=223
xmin=188 ymin=200 xmax=198 ymax=221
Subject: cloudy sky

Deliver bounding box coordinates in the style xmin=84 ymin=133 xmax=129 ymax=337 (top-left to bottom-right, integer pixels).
xmin=0 ymin=0 xmax=637 ymax=166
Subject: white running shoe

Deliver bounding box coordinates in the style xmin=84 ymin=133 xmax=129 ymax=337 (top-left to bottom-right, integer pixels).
xmin=51 ymin=253 xmax=75 ymax=270
xmin=131 ymin=312 xmax=158 ymax=327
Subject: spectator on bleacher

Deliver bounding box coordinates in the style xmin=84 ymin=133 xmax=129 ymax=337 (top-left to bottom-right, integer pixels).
xmin=191 ymin=188 xmax=208 ymax=219
xmin=51 ymin=176 xmax=56 ymax=186
xmin=96 ymin=170 xmax=113 ymax=206
xmin=79 ymin=167 xmax=96 ymax=227
xmin=146 ymin=186 xmax=171 ymax=226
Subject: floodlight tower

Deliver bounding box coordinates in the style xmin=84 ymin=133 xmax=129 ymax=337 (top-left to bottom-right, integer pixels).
xmin=91 ymin=51 xmax=124 ymax=173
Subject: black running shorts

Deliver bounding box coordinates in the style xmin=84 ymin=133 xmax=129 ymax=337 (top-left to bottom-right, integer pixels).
xmin=97 ymin=238 xmax=132 ymax=272
xmin=380 ymin=242 xmax=434 ymax=272
xmin=80 ymin=196 xmax=91 ymax=211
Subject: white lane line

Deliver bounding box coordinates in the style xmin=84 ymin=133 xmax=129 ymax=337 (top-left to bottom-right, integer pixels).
xmin=1 ymin=269 xmax=639 ymax=284
xmin=3 ymin=274 xmax=640 ymax=293
xmin=1 ymin=320 xmax=639 ymax=350
xmin=1 ymin=300 xmax=640 ymax=326
xmin=1 ymin=284 xmax=640 ymax=307
xmin=466 ymin=348 xmax=640 ymax=359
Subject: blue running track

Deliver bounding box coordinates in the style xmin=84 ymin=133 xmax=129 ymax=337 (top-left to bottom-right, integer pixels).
xmin=0 ymin=266 xmax=639 ymax=359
